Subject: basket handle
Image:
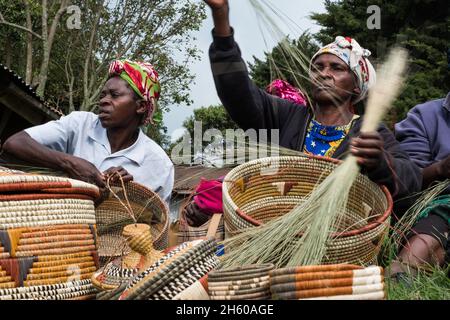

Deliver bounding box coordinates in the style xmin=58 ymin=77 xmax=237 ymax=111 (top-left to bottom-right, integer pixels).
xmin=206 ymin=213 xmax=223 ymax=238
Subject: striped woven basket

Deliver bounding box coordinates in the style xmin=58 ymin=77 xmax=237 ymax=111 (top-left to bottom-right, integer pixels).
xmin=0 ymin=279 xmax=97 ymax=300
xmin=0 ymin=167 xmax=100 ymax=300
xmin=222 ymin=156 xmax=393 ymax=265
xmin=95 ymin=181 xmax=169 ymax=266
xmin=208 ymin=263 xmax=274 ymax=300
xmin=176 ymin=191 xmax=225 ymax=244
xmin=269 ymin=264 xmax=386 ymax=300
xmin=118 ymin=239 xmax=220 ymax=300
xmin=172 ymin=275 xmax=210 ymax=300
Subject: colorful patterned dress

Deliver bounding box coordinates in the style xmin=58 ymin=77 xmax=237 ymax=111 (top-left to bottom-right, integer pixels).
xmin=303 ymin=116 xmax=359 ymax=157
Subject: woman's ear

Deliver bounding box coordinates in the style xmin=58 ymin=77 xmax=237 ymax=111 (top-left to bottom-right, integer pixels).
xmin=352 ymin=86 xmax=361 ymax=99
xmin=136 ymin=100 xmax=146 ymax=115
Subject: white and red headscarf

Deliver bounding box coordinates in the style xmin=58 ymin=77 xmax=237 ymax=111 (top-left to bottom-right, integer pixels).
xmin=310 ymin=36 xmax=376 ymax=103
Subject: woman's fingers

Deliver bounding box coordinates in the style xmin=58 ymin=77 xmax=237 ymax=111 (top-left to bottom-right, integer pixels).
xmin=351 ymin=136 xmax=383 ymax=148
xmin=103 ymin=166 xmax=133 ymax=182
xmin=121 ymin=174 xmax=133 ymax=182
xmin=350 ymin=146 xmax=382 ymax=158
xmin=96 ymin=173 xmax=106 ymax=187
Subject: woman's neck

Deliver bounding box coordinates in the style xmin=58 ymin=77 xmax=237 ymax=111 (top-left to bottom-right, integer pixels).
xmin=107 ymin=126 xmax=140 ymax=153
xmin=313 ymin=101 xmax=355 ymax=126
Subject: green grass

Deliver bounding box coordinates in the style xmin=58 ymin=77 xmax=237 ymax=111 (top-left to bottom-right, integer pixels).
xmin=386 ymin=267 xmax=450 ymax=300
xmin=379 ymin=231 xmax=450 ymax=300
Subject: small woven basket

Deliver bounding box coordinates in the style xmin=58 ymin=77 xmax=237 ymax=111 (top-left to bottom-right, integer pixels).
xmin=92 ymin=223 xmax=164 ymax=291
xmin=222 ymin=156 xmax=393 ymax=265
xmin=95 ymin=181 xmax=169 ymax=266
xmin=176 ymin=191 xmax=225 ymax=244
xmin=177 ymin=211 xmax=225 ymax=244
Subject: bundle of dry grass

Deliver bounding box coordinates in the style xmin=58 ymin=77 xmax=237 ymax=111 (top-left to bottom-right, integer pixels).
xmin=390 ymin=179 xmax=450 ymax=249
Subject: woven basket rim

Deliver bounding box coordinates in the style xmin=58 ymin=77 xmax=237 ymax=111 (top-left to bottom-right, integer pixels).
xmin=96 ymin=181 xmax=169 ymax=251
xmin=106 ymin=180 xmax=169 ymax=217
xmin=223 ymin=155 xmax=393 ymax=238
xmin=208 ymin=263 xmax=274 ymax=278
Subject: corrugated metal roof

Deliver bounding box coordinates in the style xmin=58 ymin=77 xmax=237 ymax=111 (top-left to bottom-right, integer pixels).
xmin=0 ymin=63 xmax=64 ymax=119
xmin=173 ymin=165 xmax=231 ymax=194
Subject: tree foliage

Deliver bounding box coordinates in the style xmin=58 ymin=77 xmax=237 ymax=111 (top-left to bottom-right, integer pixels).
xmin=248 ymin=31 xmax=319 ymax=98
xmin=182 ymin=104 xmax=238 ymax=141
xmin=169 ymin=104 xmax=238 ymax=164
xmin=0 ymin=0 xmax=206 ymax=146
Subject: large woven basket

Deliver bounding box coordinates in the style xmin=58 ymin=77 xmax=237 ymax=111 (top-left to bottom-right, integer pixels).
xmin=95 ymin=181 xmax=169 ymax=265
xmin=222 ymin=156 xmax=393 ymax=265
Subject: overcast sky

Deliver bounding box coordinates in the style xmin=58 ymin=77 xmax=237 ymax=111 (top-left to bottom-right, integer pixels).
xmin=164 ymin=1 xmax=326 ymax=141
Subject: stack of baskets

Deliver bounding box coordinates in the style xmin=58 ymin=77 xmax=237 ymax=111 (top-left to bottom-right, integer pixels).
xmin=269 ymin=264 xmax=385 ymax=300
xmin=222 ymin=156 xmax=393 ymax=265
xmin=103 ymin=238 xmax=220 ymax=300
xmin=95 ymin=181 xmax=169 ymax=266
xmin=208 ymin=264 xmax=274 ymax=300
xmin=0 ymin=167 xmax=100 ymax=300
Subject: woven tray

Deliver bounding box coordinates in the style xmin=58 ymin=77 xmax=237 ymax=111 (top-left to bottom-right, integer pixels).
xmin=222 ymin=156 xmax=392 ymax=265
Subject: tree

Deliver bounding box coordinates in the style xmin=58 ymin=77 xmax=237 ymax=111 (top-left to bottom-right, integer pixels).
xmin=182 ymin=104 xmax=238 ymax=143
xmin=169 ymin=104 xmax=238 ymax=164
xmin=146 ymin=116 xmax=171 ymax=152
xmin=248 ymin=31 xmax=320 ymax=98
xmin=1 ymin=0 xmax=206 ymax=112
xmin=310 ymin=0 xmax=450 ymax=126
xmin=66 ymin=0 xmax=206 ymax=114
xmin=0 ymin=0 xmax=207 ymax=148
xmin=0 ymin=0 xmax=71 ymax=95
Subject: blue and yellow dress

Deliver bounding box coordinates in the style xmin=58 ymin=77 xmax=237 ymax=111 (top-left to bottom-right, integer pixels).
xmin=303 ymin=115 xmax=359 ymax=157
